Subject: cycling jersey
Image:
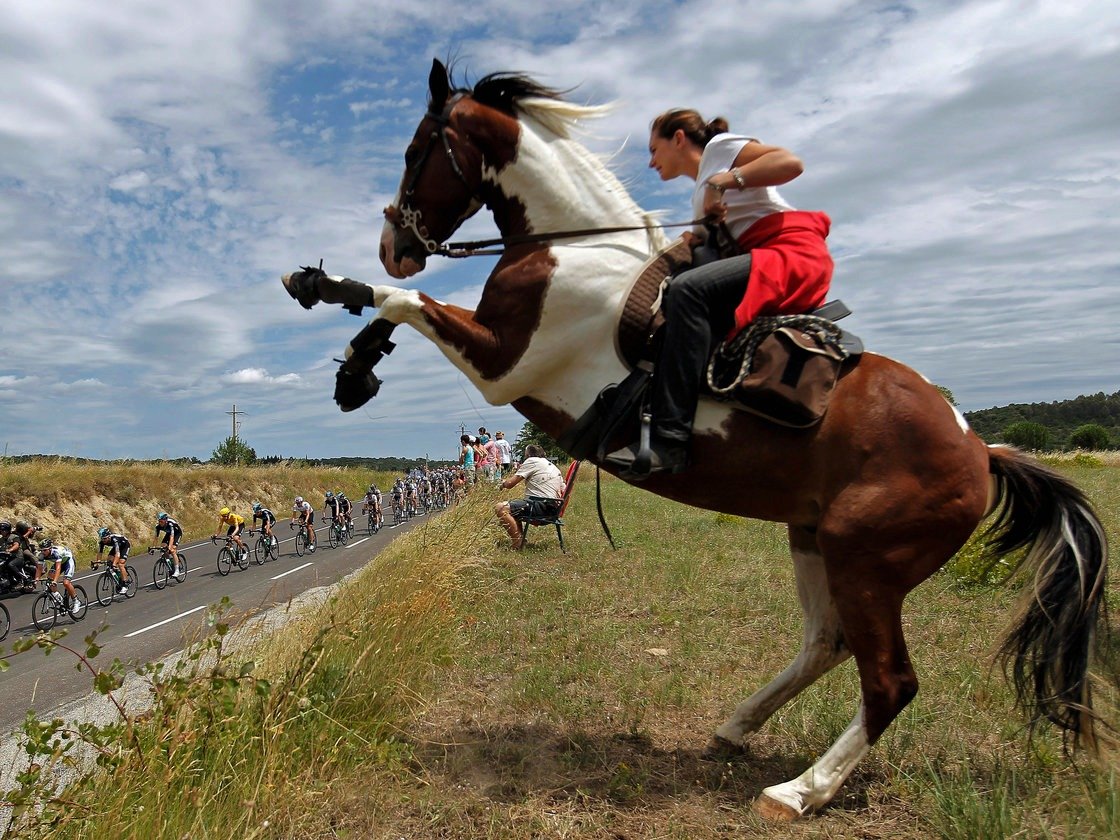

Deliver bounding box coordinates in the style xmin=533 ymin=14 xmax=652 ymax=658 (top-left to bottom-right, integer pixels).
xmin=155 ymin=518 xmax=183 ymax=541
xmin=99 ymin=534 xmax=131 ymax=558
xmin=293 ymin=501 xmax=314 ymax=519
xmin=217 ymin=512 xmax=245 ymax=528
xmin=338 ymin=497 xmax=353 ymax=516
xmin=254 ymin=508 xmax=276 ymax=525
xmin=44 ymin=546 xmax=76 ymax=578
xmin=325 ymin=498 xmax=341 ymax=518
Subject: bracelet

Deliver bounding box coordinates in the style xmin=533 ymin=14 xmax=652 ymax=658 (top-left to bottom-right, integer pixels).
xmin=731 ymin=168 xmax=747 ymax=189
xmin=704 ymin=180 xmax=726 ymax=194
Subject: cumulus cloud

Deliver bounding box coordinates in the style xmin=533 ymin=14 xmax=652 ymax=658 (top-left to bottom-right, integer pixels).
xmin=221 ymin=368 xmax=303 ymax=386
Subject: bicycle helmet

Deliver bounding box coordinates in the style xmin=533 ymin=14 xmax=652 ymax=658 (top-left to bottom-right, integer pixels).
xmin=0 ymin=520 xmax=10 ymax=531
xmin=252 ymin=502 xmax=262 ymax=512
xmin=367 ymin=484 xmax=376 ymax=492
xmin=219 ymin=507 xmax=231 ymax=516
xmin=39 ymin=538 xmax=53 ymax=550
xmin=15 ymin=520 xmax=30 ymax=534
xmin=325 ymin=491 xmax=334 ymax=499
xmin=294 ymin=496 xmax=304 ymax=504
xmin=98 ymin=527 xmax=110 ymax=539
xmin=158 ymin=512 xmax=169 ymax=521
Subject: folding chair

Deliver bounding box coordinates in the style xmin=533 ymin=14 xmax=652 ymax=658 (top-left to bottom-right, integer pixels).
xmin=516 ymin=460 xmax=581 ymax=552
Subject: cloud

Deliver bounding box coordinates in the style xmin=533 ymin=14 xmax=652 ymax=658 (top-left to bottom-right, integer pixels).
xmin=220 ymin=368 xmax=303 ymax=386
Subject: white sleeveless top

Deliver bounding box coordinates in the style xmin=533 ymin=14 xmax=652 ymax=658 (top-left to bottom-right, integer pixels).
xmin=692 ymin=133 xmax=795 ymax=238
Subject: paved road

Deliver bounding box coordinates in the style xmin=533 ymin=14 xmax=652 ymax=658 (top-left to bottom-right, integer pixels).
xmin=0 ymin=514 xmax=426 ymax=733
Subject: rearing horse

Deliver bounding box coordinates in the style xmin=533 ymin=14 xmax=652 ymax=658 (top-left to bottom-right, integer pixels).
xmin=282 ymin=59 xmax=1109 ymax=819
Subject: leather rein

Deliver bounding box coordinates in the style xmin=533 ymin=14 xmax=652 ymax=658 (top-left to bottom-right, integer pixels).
xmin=383 ymin=94 xmax=706 ymax=259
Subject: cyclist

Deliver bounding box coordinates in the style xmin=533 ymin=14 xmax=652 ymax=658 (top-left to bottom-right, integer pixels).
xmin=324 ymin=490 xmax=342 ymax=532
xmin=154 ymin=512 xmax=184 ymax=578
xmin=38 ymin=539 xmax=84 ymax=616
xmin=213 ymin=507 xmax=248 ymax=560
xmin=96 ymin=527 xmax=133 ymax=593
xmin=336 ymin=491 xmax=354 ymax=532
xmin=361 ymin=485 xmax=382 ymax=529
xmin=390 ymin=480 xmax=405 ymax=520
xmin=252 ymin=502 xmax=277 ymax=548
xmin=291 ymin=496 xmax=316 ymax=552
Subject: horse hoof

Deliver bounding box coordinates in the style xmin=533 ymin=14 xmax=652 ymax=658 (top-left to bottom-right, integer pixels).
xmin=700 ymin=735 xmax=747 ymax=761
xmin=753 ymin=793 xmax=801 ymax=822
xmin=281 ymin=268 xmax=323 ymax=310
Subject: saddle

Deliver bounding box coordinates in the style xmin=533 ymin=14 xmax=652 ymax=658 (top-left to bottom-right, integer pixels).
xmin=559 ymin=238 xmax=864 ymax=461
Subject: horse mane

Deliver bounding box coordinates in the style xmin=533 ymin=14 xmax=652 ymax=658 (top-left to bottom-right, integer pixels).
xmin=448 ymin=70 xmax=610 ymax=138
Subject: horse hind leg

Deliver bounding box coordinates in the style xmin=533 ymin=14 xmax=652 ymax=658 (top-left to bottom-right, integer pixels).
xmin=755 ymin=543 xmax=921 ymax=820
xmin=710 ymin=526 xmax=850 ymax=752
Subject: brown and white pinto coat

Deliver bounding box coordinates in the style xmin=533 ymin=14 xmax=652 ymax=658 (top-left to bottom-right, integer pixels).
xmin=283 ymin=60 xmax=1109 ymax=819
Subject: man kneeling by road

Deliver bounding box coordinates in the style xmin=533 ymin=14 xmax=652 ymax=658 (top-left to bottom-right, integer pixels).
xmin=494 ymin=444 xmax=565 ymax=549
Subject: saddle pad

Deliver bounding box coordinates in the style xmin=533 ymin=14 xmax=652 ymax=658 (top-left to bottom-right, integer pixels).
xmin=615 ymin=237 xmax=693 ymax=368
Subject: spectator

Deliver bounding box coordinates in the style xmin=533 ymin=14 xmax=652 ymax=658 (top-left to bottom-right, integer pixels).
xmin=494 ymin=431 xmax=514 ymax=475
xmin=493 ymin=444 xmax=565 ymax=549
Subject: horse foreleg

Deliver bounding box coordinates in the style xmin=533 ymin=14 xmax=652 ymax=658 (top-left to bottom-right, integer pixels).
xmin=710 ymin=526 xmax=849 ymax=753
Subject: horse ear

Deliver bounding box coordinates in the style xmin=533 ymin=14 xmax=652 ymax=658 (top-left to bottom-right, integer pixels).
xmin=429 ymin=59 xmax=450 ymax=113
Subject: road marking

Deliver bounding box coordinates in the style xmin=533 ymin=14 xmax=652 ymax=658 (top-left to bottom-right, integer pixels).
xmin=271 ymin=562 xmax=313 ymax=580
xmin=124 ymin=605 xmax=208 ymax=638
xmin=345 ymin=537 xmax=369 ymax=549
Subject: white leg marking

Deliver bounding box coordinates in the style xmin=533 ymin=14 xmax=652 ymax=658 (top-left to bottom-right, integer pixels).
xmin=371 ymin=284 xmax=407 ymax=308
xmin=377 ymin=289 xmax=423 ymax=324
xmin=760 ymin=706 xmax=871 ymax=816
xmin=714 ymin=539 xmax=849 ymax=744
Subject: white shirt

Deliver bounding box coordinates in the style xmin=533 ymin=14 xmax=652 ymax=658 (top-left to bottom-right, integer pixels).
xmin=515 ymin=457 xmax=565 ymax=499
xmin=692 ymin=133 xmax=795 ymax=239
xmin=494 ymin=438 xmax=513 ymax=464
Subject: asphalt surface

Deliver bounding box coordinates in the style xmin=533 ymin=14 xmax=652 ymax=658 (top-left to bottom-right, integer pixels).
xmin=0 ymin=513 xmax=425 ymax=733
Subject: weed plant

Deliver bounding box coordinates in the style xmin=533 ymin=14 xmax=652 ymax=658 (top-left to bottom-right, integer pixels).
xmin=2 ymin=461 xmax=1118 ymax=838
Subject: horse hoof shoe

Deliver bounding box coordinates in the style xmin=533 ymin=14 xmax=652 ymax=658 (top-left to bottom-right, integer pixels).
xmin=700 ymin=735 xmax=747 ymax=762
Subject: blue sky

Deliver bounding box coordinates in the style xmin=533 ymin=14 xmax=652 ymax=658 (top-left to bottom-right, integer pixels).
xmin=1 ymin=0 xmax=1117 ymax=461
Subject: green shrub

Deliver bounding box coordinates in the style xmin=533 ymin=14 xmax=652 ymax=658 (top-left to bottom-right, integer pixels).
xmin=1068 ymin=423 xmax=1112 ymax=451
xmin=1000 ymin=421 xmax=1049 ymax=451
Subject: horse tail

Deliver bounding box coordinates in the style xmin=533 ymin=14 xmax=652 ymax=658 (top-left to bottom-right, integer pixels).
xmin=985 ymin=444 xmax=1110 ymax=750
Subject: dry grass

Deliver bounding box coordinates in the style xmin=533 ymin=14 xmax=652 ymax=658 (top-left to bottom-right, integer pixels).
xmin=8 ymin=460 xmax=1120 ymax=839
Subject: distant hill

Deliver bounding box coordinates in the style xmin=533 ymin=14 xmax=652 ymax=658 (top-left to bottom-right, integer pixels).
xmin=964 ymin=390 xmax=1120 ymax=448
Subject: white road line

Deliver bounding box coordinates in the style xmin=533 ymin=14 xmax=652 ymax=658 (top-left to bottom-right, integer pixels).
xmin=124 ymin=605 xmax=208 ymax=638
xmin=271 ymin=562 xmax=313 ymax=580
xmin=345 ymin=537 xmax=369 ymax=549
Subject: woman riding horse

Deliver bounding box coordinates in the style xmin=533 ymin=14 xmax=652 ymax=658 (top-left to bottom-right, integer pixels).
xmin=606 ymin=108 xmax=834 ymax=479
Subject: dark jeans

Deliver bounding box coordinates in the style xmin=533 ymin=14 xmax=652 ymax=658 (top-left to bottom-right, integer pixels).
xmin=651 ymin=254 xmax=752 ymax=442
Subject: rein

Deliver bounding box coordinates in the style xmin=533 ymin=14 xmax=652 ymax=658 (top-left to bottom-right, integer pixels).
xmin=437 ymin=217 xmax=709 ymax=258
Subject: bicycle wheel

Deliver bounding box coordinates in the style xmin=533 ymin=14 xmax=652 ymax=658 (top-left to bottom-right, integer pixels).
xmin=32 ymin=593 xmax=57 ymax=631
xmin=216 ymin=548 xmax=234 ymax=576
xmin=176 ymin=553 xmax=188 ymax=580
xmin=153 ymin=558 xmax=170 ymax=590
xmin=294 ymin=531 xmax=305 ymax=557
xmin=123 ymin=566 xmax=139 ymax=598
xmin=340 ymin=522 xmax=350 ymax=544
xmin=253 ymin=537 xmax=267 ymax=565
xmin=68 ymin=584 xmax=89 ymax=621
xmin=95 ymin=571 xmax=115 ymax=606
xmin=236 ymin=547 xmax=250 ymax=571
xmin=268 ymin=535 xmax=279 ymax=560
xmin=0 ymin=602 xmax=10 ymax=641
xmin=367 ymin=514 xmax=376 ymax=535
xmin=327 ymin=522 xmax=338 ymax=548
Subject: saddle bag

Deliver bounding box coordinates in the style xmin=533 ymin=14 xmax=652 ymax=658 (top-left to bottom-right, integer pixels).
xmin=723 ymin=325 xmax=847 ymax=428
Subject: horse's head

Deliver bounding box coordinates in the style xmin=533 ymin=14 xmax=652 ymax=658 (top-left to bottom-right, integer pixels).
xmin=380 ymin=60 xmax=489 ymax=278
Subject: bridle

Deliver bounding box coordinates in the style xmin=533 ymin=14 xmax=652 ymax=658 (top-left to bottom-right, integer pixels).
xmin=384 ymin=93 xmax=708 ymax=259
xmin=383 ymin=93 xmax=475 ymax=257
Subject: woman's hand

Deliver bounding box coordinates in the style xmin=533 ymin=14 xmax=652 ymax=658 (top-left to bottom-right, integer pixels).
xmin=702 ymin=183 xmax=727 ymax=222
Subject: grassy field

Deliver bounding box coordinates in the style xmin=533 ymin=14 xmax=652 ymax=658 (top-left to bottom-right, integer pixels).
xmin=3 ymin=455 xmax=1119 ymax=838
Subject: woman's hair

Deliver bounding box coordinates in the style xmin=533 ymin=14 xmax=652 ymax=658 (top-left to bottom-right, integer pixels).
xmin=460 ymin=434 xmax=471 ymax=444
xmin=524 ymin=444 xmax=546 ymax=459
xmin=650 ymin=108 xmax=729 ymax=148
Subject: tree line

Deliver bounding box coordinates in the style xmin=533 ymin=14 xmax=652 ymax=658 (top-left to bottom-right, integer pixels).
xmin=963 ymin=390 xmax=1119 ymax=451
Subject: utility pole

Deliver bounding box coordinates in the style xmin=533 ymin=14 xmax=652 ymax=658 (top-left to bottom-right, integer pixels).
xmin=227 ymin=404 xmax=247 ymax=444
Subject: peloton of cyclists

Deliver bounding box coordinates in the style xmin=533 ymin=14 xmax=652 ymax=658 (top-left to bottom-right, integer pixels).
xmin=252 ymin=502 xmax=278 ymax=549
xmin=291 ymin=496 xmax=316 ymax=552
xmin=154 ymin=512 xmax=185 ymax=579
xmin=96 ymin=527 xmax=133 ymax=593
xmin=38 ymin=538 xmax=84 ymax=616
xmin=213 ymin=506 xmax=248 ymax=560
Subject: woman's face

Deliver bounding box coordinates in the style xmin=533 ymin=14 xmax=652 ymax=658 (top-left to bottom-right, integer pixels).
xmin=648 ymin=129 xmax=688 ymax=181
